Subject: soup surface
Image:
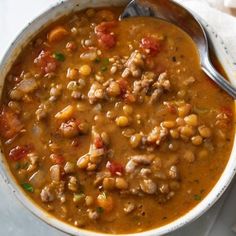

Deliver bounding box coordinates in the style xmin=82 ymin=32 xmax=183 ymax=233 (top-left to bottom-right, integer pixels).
xmin=0 ymin=7 xmax=234 ymax=234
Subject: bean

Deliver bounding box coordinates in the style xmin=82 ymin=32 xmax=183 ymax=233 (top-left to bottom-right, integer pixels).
xmin=183 ymin=150 xmax=195 ymax=163
xmin=180 ymin=125 xmax=195 ymax=137
xmin=67 ymin=81 xmax=78 ymax=91
xmin=55 ymin=105 xmax=74 ymax=120
xmin=48 ymin=26 xmax=68 ymax=43
xmin=191 ymin=135 xmax=203 ymax=145
xmin=79 ymin=65 xmax=92 ymax=76
xmin=198 ymin=149 xmax=209 ymax=159
xmin=107 ymin=81 xmax=121 ymax=97
xmin=115 ymin=116 xmax=129 ymax=127
xmin=77 ymin=155 xmax=90 ymax=169
xmin=66 ymin=68 xmax=78 ymax=80
xmin=130 ymin=134 xmax=142 ymax=148
xmin=161 ymin=120 xmax=176 ymax=129
xmin=115 ymin=178 xmax=128 ymax=190
xmin=103 ymin=177 xmax=115 ymax=190
xmin=198 ymin=125 xmax=211 ymax=138
xmin=176 ymin=117 xmax=185 ymax=126
xmin=178 ymin=104 xmax=191 ymax=117
xmin=78 ymin=122 xmax=90 ymax=134
xmin=123 ymin=105 xmax=133 ymax=115
xmin=184 ymin=114 xmax=198 ymax=126
xmin=85 ymin=196 xmax=94 ymax=206
xmin=64 ymin=162 xmax=75 ymax=174
xmin=170 ymin=129 xmax=180 ymax=139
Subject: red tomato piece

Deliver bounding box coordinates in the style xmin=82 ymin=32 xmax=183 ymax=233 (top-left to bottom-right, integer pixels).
xmin=0 ymin=107 xmax=23 ymax=139
xmin=34 ymin=50 xmax=58 ymax=74
xmin=106 ymin=161 xmax=124 ymax=176
xmin=95 ymin=21 xmax=117 ymax=49
xmin=94 ymin=137 xmax=104 ymax=149
xmin=117 ymin=79 xmax=129 ymax=94
xmin=98 ymin=33 xmax=116 ymax=49
xmin=221 ymin=106 xmax=233 ymax=118
xmin=9 ymin=145 xmax=31 ymax=161
xmin=50 ymin=154 xmax=65 ymax=165
xmin=140 ymin=36 xmax=161 ymax=56
xmin=124 ymin=93 xmax=136 ymax=103
xmin=95 ymin=21 xmax=117 ymax=34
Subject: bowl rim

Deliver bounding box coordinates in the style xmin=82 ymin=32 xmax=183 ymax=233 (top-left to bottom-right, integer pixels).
xmin=0 ymin=1 xmax=236 ymax=236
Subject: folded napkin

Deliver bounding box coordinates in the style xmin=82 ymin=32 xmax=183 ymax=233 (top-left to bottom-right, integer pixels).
xmin=177 ymin=0 xmax=236 ymax=60
xmin=225 ymin=0 xmax=236 ymax=8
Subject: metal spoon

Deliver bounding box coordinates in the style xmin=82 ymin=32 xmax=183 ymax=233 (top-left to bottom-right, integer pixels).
xmin=120 ymin=0 xmax=236 ymax=99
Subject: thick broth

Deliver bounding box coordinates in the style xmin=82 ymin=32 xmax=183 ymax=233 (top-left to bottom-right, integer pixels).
xmin=0 ymin=7 xmax=234 ymax=234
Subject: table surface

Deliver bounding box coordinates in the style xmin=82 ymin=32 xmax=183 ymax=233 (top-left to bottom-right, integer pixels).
xmin=0 ymin=1 xmax=236 ymax=236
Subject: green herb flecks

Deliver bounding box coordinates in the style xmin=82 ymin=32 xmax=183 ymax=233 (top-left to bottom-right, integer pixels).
xmin=53 ymin=52 xmax=65 ymax=61
xmin=73 ymin=193 xmax=85 ymax=203
xmin=194 ymin=194 xmax=201 ymax=201
xmin=100 ymin=66 xmax=108 ymax=72
xmin=96 ymin=207 xmax=104 ymax=214
xmin=22 ymin=183 xmax=34 ymax=193
xmin=94 ymin=57 xmax=101 ymax=63
xmin=100 ymin=58 xmax=110 ymax=72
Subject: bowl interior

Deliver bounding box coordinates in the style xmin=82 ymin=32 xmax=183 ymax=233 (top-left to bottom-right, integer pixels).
xmin=0 ymin=1 xmax=236 ymax=236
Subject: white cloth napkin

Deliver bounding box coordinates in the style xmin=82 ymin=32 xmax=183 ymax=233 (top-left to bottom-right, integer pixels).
xmin=225 ymin=0 xmax=236 ymax=8
xmin=177 ymin=0 xmax=236 ymax=60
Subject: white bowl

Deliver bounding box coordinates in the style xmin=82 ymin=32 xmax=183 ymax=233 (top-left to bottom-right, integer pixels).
xmin=0 ymin=0 xmax=236 ymax=235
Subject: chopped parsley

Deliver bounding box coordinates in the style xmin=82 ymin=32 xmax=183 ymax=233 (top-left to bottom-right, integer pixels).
xmin=96 ymin=207 xmax=104 ymax=214
xmin=73 ymin=193 xmax=85 ymax=202
xmin=94 ymin=57 xmax=101 ymax=63
xmin=100 ymin=66 xmax=108 ymax=72
xmin=53 ymin=52 xmax=65 ymax=61
xmin=21 ymin=183 xmax=34 ymax=193
xmin=194 ymin=194 xmax=201 ymax=201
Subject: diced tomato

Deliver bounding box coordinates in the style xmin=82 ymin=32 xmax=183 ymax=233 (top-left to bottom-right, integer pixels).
xmin=50 ymin=153 xmax=65 ymax=165
xmin=106 ymin=161 xmax=124 ymax=176
xmin=94 ymin=137 xmax=104 ymax=149
xmin=9 ymin=145 xmax=31 ymax=161
xmin=124 ymin=93 xmax=136 ymax=103
xmin=95 ymin=21 xmax=117 ymax=34
xmin=98 ymin=33 xmax=116 ymax=49
xmin=220 ymin=106 xmax=233 ymax=118
xmin=117 ymin=79 xmax=129 ymax=94
xmin=0 ymin=107 xmax=23 ymax=139
xmin=140 ymin=36 xmax=161 ymax=56
xmin=95 ymin=21 xmax=117 ymax=49
xmin=165 ymin=103 xmax=177 ymax=114
xmin=34 ymin=50 xmax=58 ymax=74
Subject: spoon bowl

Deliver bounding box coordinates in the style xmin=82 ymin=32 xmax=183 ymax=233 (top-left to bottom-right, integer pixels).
xmin=120 ymin=0 xmax=236 ymax=99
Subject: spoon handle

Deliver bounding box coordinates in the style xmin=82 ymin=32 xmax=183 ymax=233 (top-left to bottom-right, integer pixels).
xmin=202 ymin=58 xmax=236 ymax=99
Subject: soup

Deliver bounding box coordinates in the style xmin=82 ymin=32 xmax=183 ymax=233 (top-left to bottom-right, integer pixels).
xmin=0 ymin=6 xmax=234 ymax=234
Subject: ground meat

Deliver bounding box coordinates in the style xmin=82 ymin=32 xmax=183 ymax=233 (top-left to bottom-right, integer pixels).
xmin=59 ymin=119 xmax=79 ymax=138
xmin=147 ymin=126 xmax=168 ymax=145
xmin=88 ymin=82 xmax=105 ymax=104
xmin=124 ymin=202 xmax=135 ymax=214
xmin=122 ymin=50 xmax=145 ymax=78
xmin=87 ymin=209 xmax=99 ymax=220
xmin=125 ymin=154 xmax=155 ymax=173
xmin=40 ymin=186 xmax=55 ymax=202
xmin=140 ymin=179 xmax=157 ymax=194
